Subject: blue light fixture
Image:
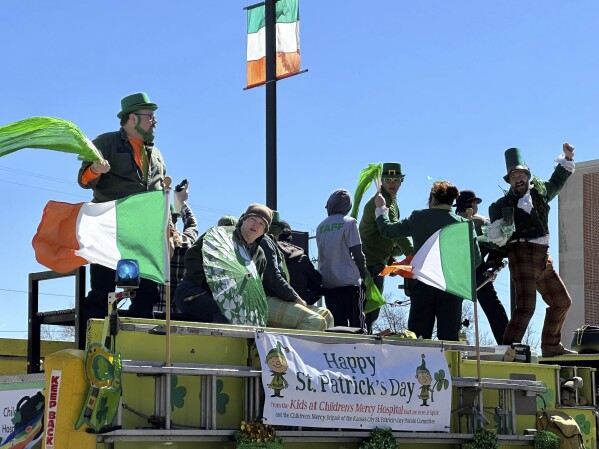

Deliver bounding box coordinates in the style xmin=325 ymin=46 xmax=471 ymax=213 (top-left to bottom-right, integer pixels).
xmin=115 ymin=259 xmax=140 ymax=287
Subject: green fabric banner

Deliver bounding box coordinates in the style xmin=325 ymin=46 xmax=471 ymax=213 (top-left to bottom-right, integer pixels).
xmin=0 ymin=116 xmax=102 ymax=162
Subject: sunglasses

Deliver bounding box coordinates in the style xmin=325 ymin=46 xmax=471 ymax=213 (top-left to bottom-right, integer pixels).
xmin=382 ymin=176 xmax=404 ymax=183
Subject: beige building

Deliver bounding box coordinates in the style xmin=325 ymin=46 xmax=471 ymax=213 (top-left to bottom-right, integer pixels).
xmin=559 ymin=159 xmax=599 ymax=348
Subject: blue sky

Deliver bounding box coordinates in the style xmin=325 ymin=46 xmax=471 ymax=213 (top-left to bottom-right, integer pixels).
xmin=1 ymin=1 xmax=598 ymax=343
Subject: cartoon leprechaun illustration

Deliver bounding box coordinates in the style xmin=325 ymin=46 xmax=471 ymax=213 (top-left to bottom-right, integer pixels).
xmin=416 ymin=354 xmax=432 ymax=406
xmin=266 ymin=341 xmax=289 ymax=398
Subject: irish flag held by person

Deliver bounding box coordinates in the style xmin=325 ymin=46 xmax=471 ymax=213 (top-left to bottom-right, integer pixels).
xmin=32 ymin=191 xmax=167 ymax=283
xmin=380 ymin=221 xmax=477 ymax=301
xmin=246 ymin=0 xmax=300 ymax=88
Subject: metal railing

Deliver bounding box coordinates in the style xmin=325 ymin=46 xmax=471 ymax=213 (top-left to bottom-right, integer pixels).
xmin=27 ymin=267 xmax=86 ymax=373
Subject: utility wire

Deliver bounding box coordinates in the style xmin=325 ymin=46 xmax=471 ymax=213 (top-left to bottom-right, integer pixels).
xmin=0 ymin=287 xmax=74 ymax=298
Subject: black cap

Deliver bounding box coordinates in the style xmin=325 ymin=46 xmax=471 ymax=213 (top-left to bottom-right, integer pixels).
xmin=454 ymin=190 xmax=482 ymax=213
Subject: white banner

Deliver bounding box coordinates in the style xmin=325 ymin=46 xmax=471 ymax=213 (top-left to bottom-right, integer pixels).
xmin=255 ymin=332 xmax=452 ymax=431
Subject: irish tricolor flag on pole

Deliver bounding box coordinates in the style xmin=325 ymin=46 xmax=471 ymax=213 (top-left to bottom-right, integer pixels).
xmin=382 ymin=221 xmax=477 ymax=301
xmin=246 ymin=0 xmax=300 ymax=88
xmin=32 ymin=191 xmax=167 ymax=283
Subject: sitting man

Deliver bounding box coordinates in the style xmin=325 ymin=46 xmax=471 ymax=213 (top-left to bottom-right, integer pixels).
xmin=272 ymin=220 xmax=323 ymax=305
xmin=260 ymin=212 xmax=334 ymax=331
xmin=174 ymin=204 xmax=271 ymax=325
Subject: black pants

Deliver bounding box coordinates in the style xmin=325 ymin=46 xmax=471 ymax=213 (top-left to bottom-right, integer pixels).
xmin=174 ymin=277 xmax=229 ymax=323
xmin=324 ymin=285 xmax=365 ymax=329
xmin=476 ymin=266 xmax=509 ymax=344
xmin=408 ymin=281 xmax=463 ymax=341
xmin=80 ymin=264 xmax=159 ymax=329
xmin=365 ymin=264 xmax=386 ymax=333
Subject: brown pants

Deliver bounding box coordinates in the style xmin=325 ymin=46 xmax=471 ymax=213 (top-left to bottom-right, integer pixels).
xmin=502 ymin=242 xmax=571 ymax=349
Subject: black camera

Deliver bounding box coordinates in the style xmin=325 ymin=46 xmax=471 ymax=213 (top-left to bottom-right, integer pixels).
xmin=175 ymin=179 xmax=188 ymax=192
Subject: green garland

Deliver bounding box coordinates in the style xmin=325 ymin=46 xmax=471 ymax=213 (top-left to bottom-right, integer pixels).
xmin=360 ymin=427 xmax=398 ymax=449
xmin=235 ymin=419 xmax=283 ymax=449
xmin=464 ymin=428 xmax=499 ymax=449
xmin=534 ymin=430 xmax=560 ymax=449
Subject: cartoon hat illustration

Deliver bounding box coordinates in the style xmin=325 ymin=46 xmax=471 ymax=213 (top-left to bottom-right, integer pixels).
xmin=415 ymin=353 xmax=430 ymax=376
xmin=266 ymin=341 xmax=289 ymax=361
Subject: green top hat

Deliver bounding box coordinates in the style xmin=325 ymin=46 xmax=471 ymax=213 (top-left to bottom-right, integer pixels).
xmin=271 ymin=210 xmax=281 ymax=224
xmin=117 ymin=92 xmax=158 ymax=119
xmin=382 ymin=162 xmax=404 ymax=178
xmin=503 ymin=147 xmax=531 ymax=183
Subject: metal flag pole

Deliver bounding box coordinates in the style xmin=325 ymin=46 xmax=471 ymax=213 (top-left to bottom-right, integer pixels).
xmin=162 ymin=177 xmax=173 ymax=368
xmin=467 ymin=220 xmax=482 ymax=384
xmin=243 ymin=0 xmax=307 ymax=208
xmin=265 ymin=0 xmax=277 ymax=209
xmin=162 ymin=177 xmax=173 ymax=431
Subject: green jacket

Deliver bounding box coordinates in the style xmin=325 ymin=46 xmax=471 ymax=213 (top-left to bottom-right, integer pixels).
xmin=376 ymin=206 xmax=481 ymax=293
xmin=78 ymin=128 xmax=167 ymax=203
xmin=359 ymin=189 xmax=413 ymax=267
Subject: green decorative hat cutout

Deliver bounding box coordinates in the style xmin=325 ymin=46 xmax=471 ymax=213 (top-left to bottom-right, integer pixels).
xmin=382 ymin=162 xmax=404 ymax=177
xmin=415 ymin=354 xmax=430 ymax=376
xmin=503 ymin=147 xmax=531 ymax=183
xmin=117 ymin=92 xmax=158 ymax=119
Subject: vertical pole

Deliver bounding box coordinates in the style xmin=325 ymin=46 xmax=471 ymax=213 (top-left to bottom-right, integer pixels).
xmin=265 ymin=0 xmax=277 ymax=210
xmin=75 ymin=266 xmax=86 ymax=350
xmin=467 ymin=221 xmax=482 ymax=384
xmin=28 ymin=274 xmax=40 ymax=374
xmin=163 ymin=178 xmax=173 ymax=368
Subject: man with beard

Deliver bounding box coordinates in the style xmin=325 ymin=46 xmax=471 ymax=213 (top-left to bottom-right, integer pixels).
xmin=77 ymin=93 xmax=167 ymax=329
xmin=489 ymin=144 xmax=576 ymax=357
xmin=359 ymin=163 xmax=413 ymax=333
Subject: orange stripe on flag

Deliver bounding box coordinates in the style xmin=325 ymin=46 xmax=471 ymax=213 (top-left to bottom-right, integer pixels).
xmin=246 ymin=51 xmax=301 ymax=88
xmin=32 ymin=201 xmax=87 ymax=273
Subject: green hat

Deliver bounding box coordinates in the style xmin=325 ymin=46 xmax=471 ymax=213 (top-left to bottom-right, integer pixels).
xmin=503 ymin=148 xmax=531 ymax=183
xmin=117 ymin=92 xmax=158 ymax=119
xmin=415 ymin=354 xmax=430 ymax=376
xmin=266 ymin=341 xmax=287 ymax=362
xmin=270 ymin=211 xmax=286 ymax=236
xmin=382 ymin=162 xmax=404 ymax=178
xmin=272 ymin=210 xmax=281 ymax=225
xmin=217 ymin=215 xmax=238 ymax=226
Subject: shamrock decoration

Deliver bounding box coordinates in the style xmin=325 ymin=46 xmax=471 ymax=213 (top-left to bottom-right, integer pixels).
xmin=575 ymin=414 xmax=590 ymax=435
xmin=536 ymin=385 xmax=555 ymax=409
xmin=428 ymin=369 xmax=449 ymax=402
xmin=217 ymin=379 xmax=230 ymax=414
xmin=171 ymin=375 xmax=187 ymax=412
xmin=95 ymin=396 xmax=109 ymax=424
xmin=434 ymin=370 xmax=449 ymax=391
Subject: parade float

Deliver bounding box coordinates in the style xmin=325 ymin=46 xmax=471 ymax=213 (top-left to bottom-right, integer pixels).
xmin=1 ymin=1 xmax=597 ymax=448
xmin=1 ymin=302 xmax=597 ymax=449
